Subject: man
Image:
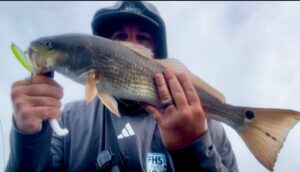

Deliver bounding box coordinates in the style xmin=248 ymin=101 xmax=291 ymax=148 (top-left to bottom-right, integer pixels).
xmin=6 ymin=1 xmax=238 ymax=172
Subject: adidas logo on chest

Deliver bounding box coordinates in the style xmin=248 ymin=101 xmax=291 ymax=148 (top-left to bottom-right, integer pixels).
xmin=117 ymin=122 xmax=135 ymax=139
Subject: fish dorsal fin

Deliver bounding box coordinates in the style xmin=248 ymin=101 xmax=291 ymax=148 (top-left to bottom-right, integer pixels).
xmin=85 ymin=72 xmax=97 ymax=103
xmin=118 ymin=41 xmax=154 ymax=59
xmin=154 ymin=58 xmax=225 ymax=103
xmin=97 ymin=91 xmax=120 ymax=117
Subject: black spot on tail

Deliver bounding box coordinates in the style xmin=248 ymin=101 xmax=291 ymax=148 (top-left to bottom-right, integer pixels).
xmin=245 ymin=110 xmax=255 ymax=120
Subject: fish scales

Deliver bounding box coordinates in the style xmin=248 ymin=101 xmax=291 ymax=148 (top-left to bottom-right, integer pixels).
xmin=202 ymin=100 xmax=245 ymax=128
xmin=93 ymin=41 xmax=162 ymax=106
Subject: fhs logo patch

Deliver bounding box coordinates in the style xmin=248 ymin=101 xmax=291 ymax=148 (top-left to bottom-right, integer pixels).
xmin=146 ymin=153 xmax=167 ymax=172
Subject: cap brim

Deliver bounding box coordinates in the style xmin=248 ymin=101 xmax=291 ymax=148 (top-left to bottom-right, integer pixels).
xmin=92 ymin=12 xmax=160 ymax=36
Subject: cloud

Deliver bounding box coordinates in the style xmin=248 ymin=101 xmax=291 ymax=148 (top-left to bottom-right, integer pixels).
xmin=1 ymin=2 xmax=300 ymax=172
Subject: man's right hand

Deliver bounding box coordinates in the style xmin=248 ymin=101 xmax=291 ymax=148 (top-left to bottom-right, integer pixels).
xmin=10 ymin=75 xmax=63 ymax=133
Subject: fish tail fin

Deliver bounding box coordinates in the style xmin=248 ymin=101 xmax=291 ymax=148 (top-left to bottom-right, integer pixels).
xmin=237 ymin=108 xmax=300 ymax=171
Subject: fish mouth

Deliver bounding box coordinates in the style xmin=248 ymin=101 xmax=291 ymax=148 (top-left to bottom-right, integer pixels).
xmin=27 ymin=47 xmax=50 ymax=73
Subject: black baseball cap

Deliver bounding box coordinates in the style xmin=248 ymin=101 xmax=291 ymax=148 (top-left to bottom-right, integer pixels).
xmin=91 ymin=1 xmax=168 ymax=59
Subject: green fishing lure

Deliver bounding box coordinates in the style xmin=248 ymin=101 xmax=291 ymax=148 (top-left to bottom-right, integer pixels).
xmin=10 ymin=43 xmax=34 ymax=73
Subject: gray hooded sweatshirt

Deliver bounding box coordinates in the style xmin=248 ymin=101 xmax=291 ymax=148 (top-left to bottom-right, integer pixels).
xmin=6 ymin=98 xmax=238 ymax=172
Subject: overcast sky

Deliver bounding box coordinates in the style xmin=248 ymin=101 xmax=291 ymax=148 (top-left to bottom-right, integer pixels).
xmin=1 ymin=1 xmax=300 ymax=172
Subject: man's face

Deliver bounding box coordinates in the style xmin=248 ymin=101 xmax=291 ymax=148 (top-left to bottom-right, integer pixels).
xmin=110 ymin=23 xmax=155 ymax=56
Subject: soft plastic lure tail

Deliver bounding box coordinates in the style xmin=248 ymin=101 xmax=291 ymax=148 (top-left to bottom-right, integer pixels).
xmin=11 ymin=43 xmax=33 ymax=73
xmin=10 ymin=43 xmax=68 ymax=136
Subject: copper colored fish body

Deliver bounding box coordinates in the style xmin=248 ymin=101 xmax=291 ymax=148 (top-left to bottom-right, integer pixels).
xmin=28 ymin=33 xmax=300 ymax=171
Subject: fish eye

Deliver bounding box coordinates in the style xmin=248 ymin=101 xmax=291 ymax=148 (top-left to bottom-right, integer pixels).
xmin=45 ymin=41 xmax=53 ymax=50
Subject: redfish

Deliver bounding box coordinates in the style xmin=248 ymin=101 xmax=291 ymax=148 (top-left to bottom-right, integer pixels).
xmin=28 ymin=33 xmax=300 ymax=171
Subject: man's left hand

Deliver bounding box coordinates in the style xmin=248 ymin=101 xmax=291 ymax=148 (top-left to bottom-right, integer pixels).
xmin=145 ymin=69 xmax=208 ymax=150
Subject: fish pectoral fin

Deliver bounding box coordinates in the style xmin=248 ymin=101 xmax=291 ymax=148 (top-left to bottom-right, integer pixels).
xmin=154 ymin=58 xmax=226 ymax=103
xmin=85 ymin=72 xmax=97 ymax=103
xmin=237 ymin=108 xmax=300 ymax=171
xmin=97 ymin=91 xmax=120 ymax=117
xmin=117 ymin=41 xmax=154 ymax=59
